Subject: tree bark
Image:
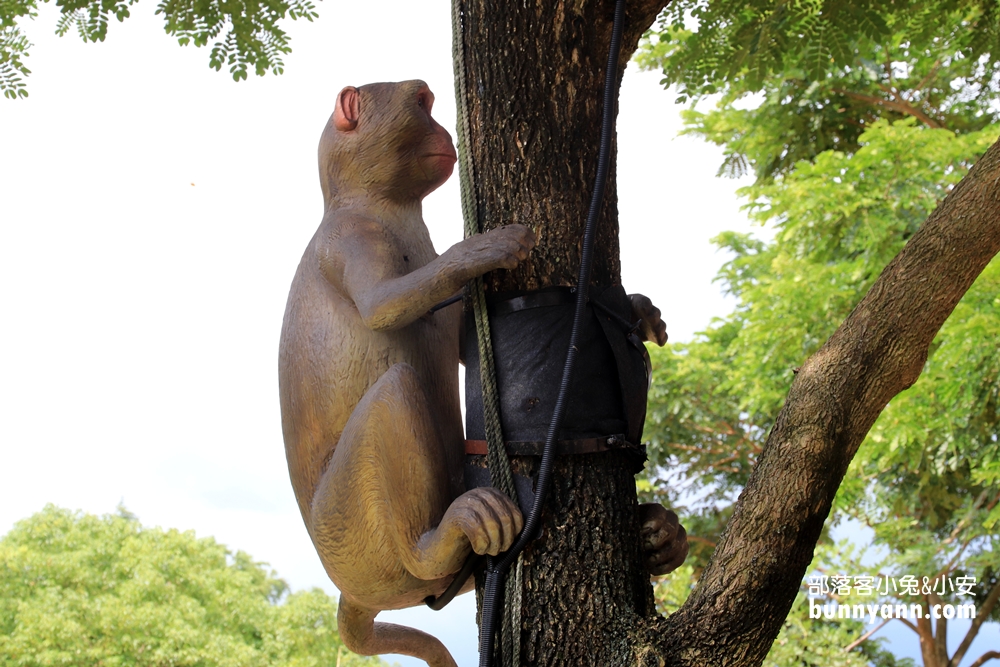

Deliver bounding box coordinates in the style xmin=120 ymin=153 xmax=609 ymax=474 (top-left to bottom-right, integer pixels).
xmin=457 ymin=0 xmax=1000 ymax=664
xmin=457 ymin=0 xmax=670 ymax=663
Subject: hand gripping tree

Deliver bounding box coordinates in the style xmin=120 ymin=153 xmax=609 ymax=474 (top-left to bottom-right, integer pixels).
xmin=453 ymin=1 xmax=1000 ymax=665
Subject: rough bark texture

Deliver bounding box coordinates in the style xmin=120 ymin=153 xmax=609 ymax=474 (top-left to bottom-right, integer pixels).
xmin=459 ymin=0 xmax=666 ymax=293
xmin=459 ymin=0 xmax=1000 ymax=664
xmin=470 ymin=454 xmax=657 ymax=666
xmin=515 ymin=453 xmax=655 ymax=666
xmin=457 ymin=0 xmax=670 ymax=663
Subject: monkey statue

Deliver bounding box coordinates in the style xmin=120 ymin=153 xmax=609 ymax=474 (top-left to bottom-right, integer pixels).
xmin=278 ymin=80 xmax=688 ymax=667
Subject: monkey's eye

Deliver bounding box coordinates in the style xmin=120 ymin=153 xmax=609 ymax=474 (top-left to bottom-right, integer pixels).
xmin=417 ymin=90 xmax=433 ymax=114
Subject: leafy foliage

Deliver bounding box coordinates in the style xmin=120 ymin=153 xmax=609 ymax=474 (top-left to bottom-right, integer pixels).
xmin=644 ymin=117 xmax=1000 ymax=659
xmin=638 ymin=0 xmax=1000 ymax=182
xmin=0 ymin=0 xmax=318 ymax=98
xmin=639 ymin=2 xmax=1000 ymax=654
xmin=0 ymin=3 xmax=34 ymax=98
xmin=640 ymin=0 xmax=1000 ymax=102
xmin=0 ymin=505 xmax=384 ymax=667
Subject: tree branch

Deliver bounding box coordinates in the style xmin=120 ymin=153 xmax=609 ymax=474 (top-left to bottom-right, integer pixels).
xmin=913 ymin=60 xmax=942 ymax=95
xmin=832 ymin=88 xmax=943 ymax=128
xmin=942 ymin=489 xmax=989 ymax=546
xmin=627 ymin=0 xmax=672 ymax=32
xmin=644 ymin=136 xmax=1000 ymax=666
xmin=969 ymin=652 xmax=1000 ymax=667
xmin=949 ymin=576 xmax=1000 ymax=667
xmin=844 ymin=618 xmax=889 ymax=652
xmin=931 ymin=592 xmax=949 ymax=666
xmin=918 ymin=607 xmax=940 ymax=667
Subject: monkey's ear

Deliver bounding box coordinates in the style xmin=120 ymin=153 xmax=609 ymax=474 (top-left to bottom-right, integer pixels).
xmin=334 ymin=86 xmax=360 ymax=132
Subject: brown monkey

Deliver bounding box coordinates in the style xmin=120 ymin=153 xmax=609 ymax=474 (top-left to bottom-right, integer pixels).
xmin=280 ymin=80 xmax=534 ymax=667
xmin=279 ymin=80 xmax=686 ymax=667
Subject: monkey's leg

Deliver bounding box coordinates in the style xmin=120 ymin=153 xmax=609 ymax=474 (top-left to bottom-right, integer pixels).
xmin=337 ymin=595 xmax=458 ymax=667
xmin=313 ymin=363 xmax=521 ymax=587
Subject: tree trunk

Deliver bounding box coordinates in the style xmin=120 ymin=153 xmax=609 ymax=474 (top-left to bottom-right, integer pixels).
xmin=456 ymin=0 xmax=1000 ymax=664
xmin=456 ymin=0 xmax=670 ymax=663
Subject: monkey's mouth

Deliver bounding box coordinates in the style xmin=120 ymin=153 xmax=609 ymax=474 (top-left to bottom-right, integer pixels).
xmin=424 ymin=152 xmax=458 ymax=162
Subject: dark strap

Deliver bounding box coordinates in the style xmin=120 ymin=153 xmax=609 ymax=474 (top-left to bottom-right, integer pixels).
xmin=465 ymin=434 xmax=641 ymax=456
xmin=490 ymin=285 xmax=575 ymax=317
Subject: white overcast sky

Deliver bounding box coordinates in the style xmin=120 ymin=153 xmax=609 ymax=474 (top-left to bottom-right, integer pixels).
xmin=9 ymin=1 xmax=959 ymax=666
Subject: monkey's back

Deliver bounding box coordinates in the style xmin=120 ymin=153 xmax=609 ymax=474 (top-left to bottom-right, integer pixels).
xmin=278 ymin=222 xmax=463 ymax=532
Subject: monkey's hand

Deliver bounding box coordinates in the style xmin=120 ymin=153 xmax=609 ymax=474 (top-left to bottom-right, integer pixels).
xmin=448 ymin=224 xmax=536 ymax=276
xmin=628 ymin=293 xmax=667 ymax=346
xmin=639 ymin=503 xmax=689 ymax=576
xmin=442 ymin=487 xmax=524 ymax=557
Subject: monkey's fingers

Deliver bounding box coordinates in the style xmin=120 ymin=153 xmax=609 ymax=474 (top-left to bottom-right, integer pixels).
xmin=646 ymin=316 xmax=668 ymax=346
xmin=454 ymin=505 xmax=492 ymax=556
xmin=646 ymin=525 xmax=689 ymax=576
xmin=498 ymin=223 xmax=537 ymax=248
xmin=629 ymin=295 xmax=668 ymax=346
xmin=477 ymin=500 xmax=505 ymax=556
xmin=639 ymin=504 xmax=678 ymax=534
xmin=456 ymin=488 xmax=521 ymax=555
xmin=476 ymin=488 xmax=522 ymax=550
xmin=641 ymin=523 xmax=677 ymax=554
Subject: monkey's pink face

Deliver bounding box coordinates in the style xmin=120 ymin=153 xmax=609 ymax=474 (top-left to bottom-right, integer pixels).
xmin=413 ymin=86 xmax=457 ymax=198
xmin=323 ymin=80 xmax=460 ymax=202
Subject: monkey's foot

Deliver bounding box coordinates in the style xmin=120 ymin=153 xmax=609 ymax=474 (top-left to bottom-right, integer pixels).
xmin=444 ymin=487 xmax=523 ymax=556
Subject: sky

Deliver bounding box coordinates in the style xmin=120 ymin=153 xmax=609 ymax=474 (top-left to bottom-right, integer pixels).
xmin=1 ymin=2 xmax=992 ymax=666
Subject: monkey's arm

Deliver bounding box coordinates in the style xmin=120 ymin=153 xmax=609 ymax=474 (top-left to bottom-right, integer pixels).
xmin=325 ymin=217 xmax=535 ymax=332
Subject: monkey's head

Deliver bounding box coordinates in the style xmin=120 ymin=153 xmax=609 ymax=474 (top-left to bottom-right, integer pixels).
xmin=319 ymin=80 xmax=458 ymax=207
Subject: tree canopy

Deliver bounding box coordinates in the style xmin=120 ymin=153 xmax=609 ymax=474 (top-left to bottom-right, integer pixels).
xmin=0 ymin=505 xmax=385 ymax=667
xmin=638 ymin=2 xmax=1000 ymax=663
xmin=0 ymin=0 xmax=319 ymax=97
xmin=639 ymin=0 xmax=1000 ymax=182
xmin=643 ymin=117 xmax=1000 ymax=666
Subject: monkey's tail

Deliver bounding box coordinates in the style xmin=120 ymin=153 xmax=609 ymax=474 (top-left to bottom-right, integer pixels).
xmin=337 ymin=595 xmax=458 ymax=667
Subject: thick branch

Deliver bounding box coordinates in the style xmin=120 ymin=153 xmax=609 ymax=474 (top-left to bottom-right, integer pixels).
xmin=627 ymin=0 xmax=672 ymax=45
xmin=640 ymin=136 xmax=1000 ymax=666
xmin=918 ymin=610 xmax=941 ymax=667
xmin=932 ymin=593 xmax=950 ymax=666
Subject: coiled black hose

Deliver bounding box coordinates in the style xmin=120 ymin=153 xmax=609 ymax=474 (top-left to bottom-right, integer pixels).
xmin=477 ymin=1 xmax=627 ymax=664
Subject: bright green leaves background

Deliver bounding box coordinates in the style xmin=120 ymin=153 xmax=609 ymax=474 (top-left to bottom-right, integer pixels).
xmin=639 ymin=1 xmax=1000 ymax=182
xmin=643 ymin=117 xmax=1000 ymax=566
xmin=0 ymin=505 xmax=385 ymax=667
xmin=639 ymin=1 xmax=1000 ymax=662
xmin=642 ymin=119 xmax=1000 ymax=664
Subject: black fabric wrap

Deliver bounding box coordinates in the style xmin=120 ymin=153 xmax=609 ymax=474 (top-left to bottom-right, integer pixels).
xmin=464 ymin=285 xmax=649 ymax=450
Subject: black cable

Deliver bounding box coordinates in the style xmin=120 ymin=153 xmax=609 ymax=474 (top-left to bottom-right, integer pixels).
xmin=424 ymin=554 xmax=482 ymax=610
xmin=429 ymin=292 xmax=464 ymax=313
xmin=477 ymin=1 xmax=627 ymax=663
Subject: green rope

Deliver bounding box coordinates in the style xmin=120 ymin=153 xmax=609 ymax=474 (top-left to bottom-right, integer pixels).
xmin=451 ymin=2 xmax=521 ymax=665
